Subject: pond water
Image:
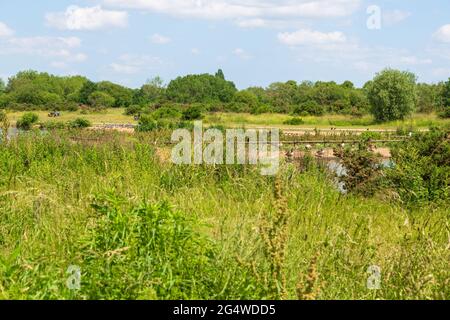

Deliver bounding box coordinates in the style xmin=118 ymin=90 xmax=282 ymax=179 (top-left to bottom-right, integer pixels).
xmin=324 ymin=159 xmax=394 ymax=193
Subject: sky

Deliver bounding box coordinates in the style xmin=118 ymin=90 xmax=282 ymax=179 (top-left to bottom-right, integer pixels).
xmin=0 ymin=0 xmax=450 ymax=89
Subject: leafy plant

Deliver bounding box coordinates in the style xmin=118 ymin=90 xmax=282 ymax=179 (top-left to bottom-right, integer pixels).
xmin=16 ymin=112 xmax=39 ymax=130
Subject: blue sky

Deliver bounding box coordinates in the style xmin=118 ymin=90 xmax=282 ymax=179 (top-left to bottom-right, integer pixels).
xmin=1 ymin=0 xmax=450 ymax=89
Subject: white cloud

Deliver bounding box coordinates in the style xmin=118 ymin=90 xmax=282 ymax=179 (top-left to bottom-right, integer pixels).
xmin=110 ymin=54 xmax=165 ymax=74
xmin=234 ymin=18 xmax=309 ymax=29
xmin=233 ymin=48 xmax=252 ymax=60
xmin=398 ymin=56 xmax=432 ymax=65
xmin=46 ymin=5 xmax=128 ymax=30
xmin=191 ymin=48 xmax=200 ymax=55
xmin=150 ymin=33 xmax=171 ymax=44
xmin=382 ymin=10 xmax=411 ymax=27
xmin=103 ymin=0 xmax=361 ymax=21
xmin=434 ymin=24 xmax=450 ymax=43
xmin=0 ymin=22 xmax=14 ymax=37
xmin=0 ymin=36 xmax=87 ymax=65
xmin=278 ymin=29 xmax=346 ymax=46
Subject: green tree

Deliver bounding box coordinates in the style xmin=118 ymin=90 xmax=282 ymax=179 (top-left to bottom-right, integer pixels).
xmin=79 ymin=80 xmax=98 ymax=105
xmin=215 ymin=69 xmax=225 ymax=80
xmin=133 ymin=76 xmax=166 ymax=105
xmin=0 ymin=78 xmax=5 ymax=93
xmin=88 ymin=91 xmax=115 ymax=109
xmin=440 ymin=78 xmax=450 ymax=118
xmin=367 ymin=69 xmax=417 ymax=122
xmin=167 ymin=73 xmax=237 ymax=103
xmin=97 ymin=81 xmax=133 ymax=108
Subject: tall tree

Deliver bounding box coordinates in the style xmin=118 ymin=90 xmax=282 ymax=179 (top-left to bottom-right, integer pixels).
xmin=367 ymin=69 xmax=417 ymax=122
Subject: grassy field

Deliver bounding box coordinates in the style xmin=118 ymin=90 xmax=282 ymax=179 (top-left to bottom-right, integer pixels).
xmin=6 ymin=109 xmax=450 ymax=130
xmin=0 ymin=130 xmax=448 ymax=300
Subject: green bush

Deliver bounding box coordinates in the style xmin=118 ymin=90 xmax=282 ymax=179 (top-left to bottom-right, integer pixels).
xmin=182 ymin=105 xmax=203 ymax=120
xmin=292 ymin=101 xmax=324 ymax=116
xmin=16 ymin=112 xmax=39 ymax=130
xmin=67 ymin=118 xmax=91 ymax=129
xmin=283 ymin=117 xmax=304 ymax=125
xmin=124 ymin=105 xmax=142 ymax=116
xmin=386 ymin=126 xmax=450 ymax=205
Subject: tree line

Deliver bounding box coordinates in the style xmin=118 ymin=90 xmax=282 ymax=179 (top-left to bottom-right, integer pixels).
xmin=0 ymin=68 xmax=449 ymax=123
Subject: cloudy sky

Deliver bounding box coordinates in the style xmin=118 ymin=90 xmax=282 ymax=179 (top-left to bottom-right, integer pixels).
xmin=1 ymin=0 xmax=450 ymax=88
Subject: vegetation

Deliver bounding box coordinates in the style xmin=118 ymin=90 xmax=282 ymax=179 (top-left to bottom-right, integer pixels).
xmin=16 ymin=112 xmax=39 ymax=130
xmin=0 ymin=130 xmax=448 ymax=300
xmin=367 ymin=69 xmax=417 ymax=122
xmin=0 ymin=69 xmax=447 ymax=123
xmin=0 ymin=67 xmax=449 ymax=300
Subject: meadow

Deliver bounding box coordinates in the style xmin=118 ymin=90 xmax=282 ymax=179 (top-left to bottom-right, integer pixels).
xmin=0 ymin=129 xmax=448 ymax=300
xmin=5 ymin=108 xmax=450 ymax=130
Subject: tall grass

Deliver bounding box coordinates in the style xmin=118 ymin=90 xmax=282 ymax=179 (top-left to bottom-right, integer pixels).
xmin=0 ymin=131 xmax=448 ymax=299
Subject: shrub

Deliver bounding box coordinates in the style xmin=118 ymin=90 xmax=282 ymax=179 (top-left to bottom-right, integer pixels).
xmin=292 ymin=101 xmax=324 ymax=116
xmin=283 ymin=117 xmax=304 ymax=125
xmin=16 ymin=112 xmax=39 ymax=130
xmin=152 ymin=106 xmax=182 ymax=119
xmin=67 ymin=118 xmax=91 ymax=129
xmin=124 ymin=105 xmax=142 ymax=116
xmin=386 ymin=126 xmax=449 ymax=205
xmin=136 ymin=115 xmax=159 ymax=132
xmin=333 ymin=142 xmax=384 ymax=196
xmin=182 ymin=105 xmax=203 ymax=120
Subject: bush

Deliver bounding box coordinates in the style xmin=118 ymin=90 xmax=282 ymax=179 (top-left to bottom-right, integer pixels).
xmin=386 ymin=126 xmax=449 ymax=205
xmin=153 ymin=106 xmax=182 ymax=119
xmin=67 ymin=118 xmax=91 ymax=129
xmin=136 ymin=115 xmax=159 ymax=132
xmin=333 ymin=142 xmax=384 ymax=196
xmin=124 ymin=105 xmax=143 ymax=116
xmin=283 ymin=117 xmax=304 ymax=125
xmin=16 ymin=112 xmax=39 ymax=130
xmin=182 ymin=105 xmax=203 ymax=120
xmin=292 ymin=101 xmax=324 ymax=116
xmin=88 ymin=91 xmax=115 ymax=109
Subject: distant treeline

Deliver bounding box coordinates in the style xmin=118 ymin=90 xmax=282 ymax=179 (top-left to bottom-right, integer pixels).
xmin=0 ymin=69 xmax=449 ymax=119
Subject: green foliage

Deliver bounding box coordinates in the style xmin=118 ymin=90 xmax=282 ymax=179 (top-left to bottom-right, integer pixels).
xmin=439 ymin=79 xmax=450 ymax=118
xmin=368 ymin=69 xmax=417 ymax=122
xmin=334 ymin=143 xmax=384 ymax=196
xmin=97 ymin=81 xmax=133 ymax=108
xmin=16 ymin=112 xmax=39 ymax=130
xmin=67 ymin=118 xmax=91 ymax=129
xmin=81 ymin=195 xmax=218 ymax=299
xmin=0 ymin=110 xmax=9 ymax=143
xmin=182 ymin=105 xmax=203 ymax=120
xmin=152 ymin=106 xmax=182 ymax=119
xmin=0 ymin=78 xmax=5 ymax=93
xmin=283 ymin=117 xmax=304 ymax=125
xmin=166 ymin=71 xmax=237 ymax=103
xmin=386 ymin=126 xmax=449 ymax=205
xmin=293 ymin=101 xmax=324 ymax=116
xmin=88 ymin=91 xmax=115 ymax=109
xmin=0 ymin=132 xmax=448 ymax=299
xmin=124 ymin=105 xmax=143 ymax=116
